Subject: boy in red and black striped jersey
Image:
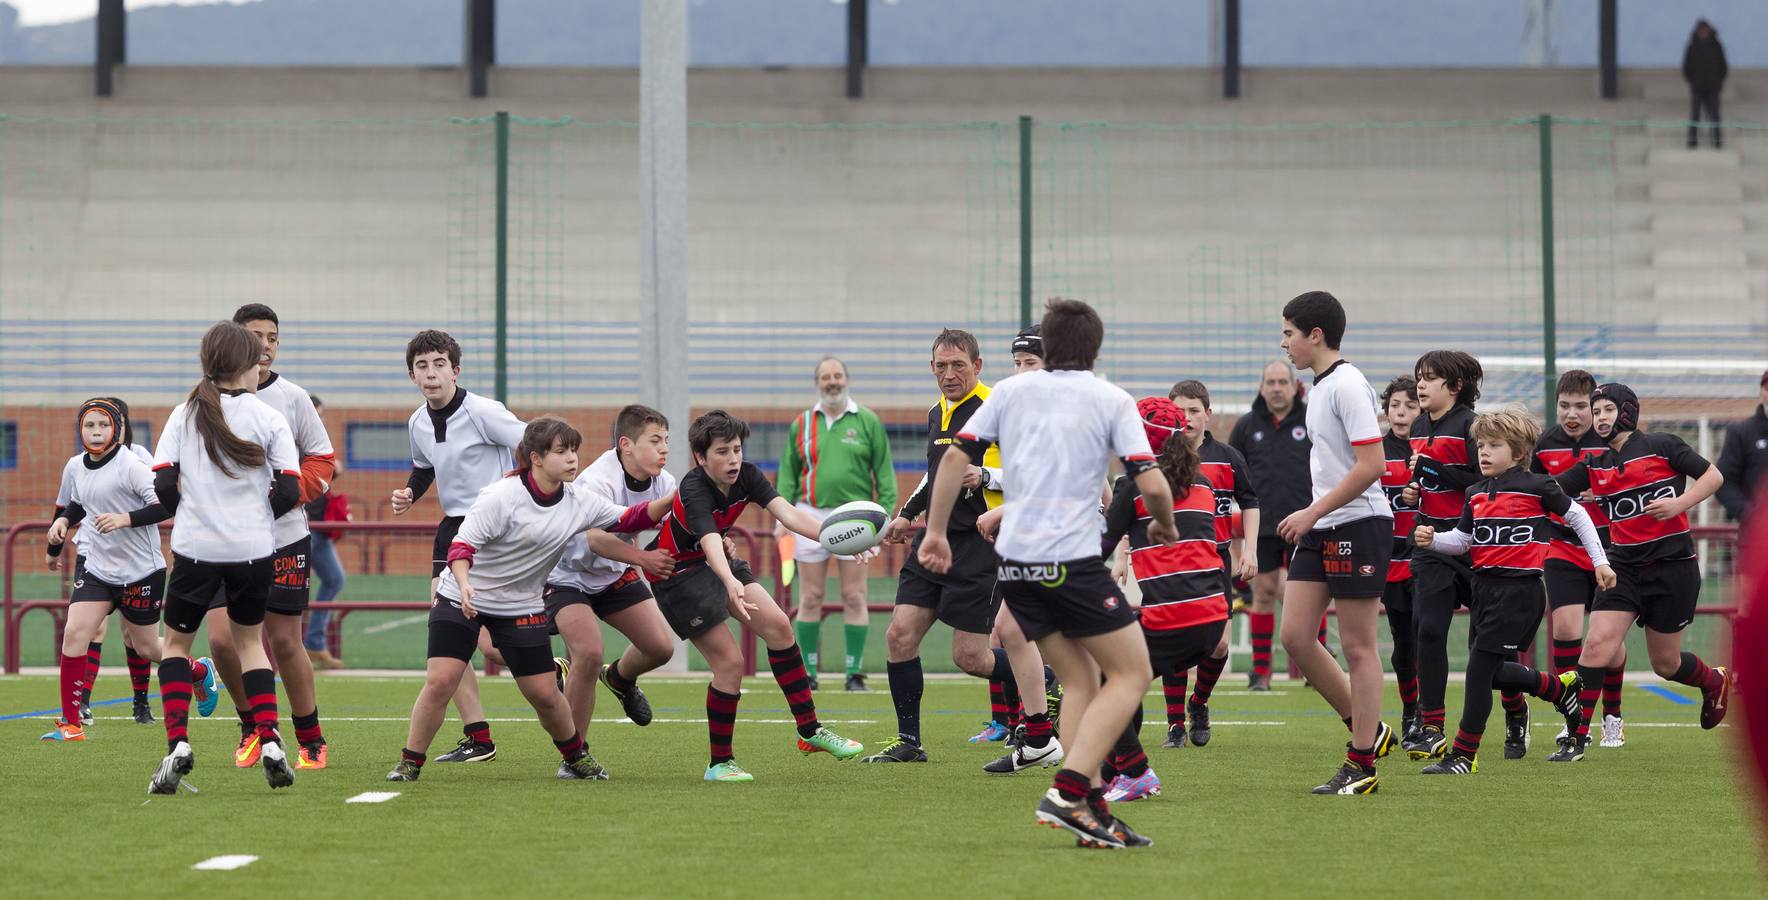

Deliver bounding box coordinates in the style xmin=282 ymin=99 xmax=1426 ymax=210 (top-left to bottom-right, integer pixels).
xmin=1547 ymin=383 xmax=1730 ymax=761
xmin=1531 ymin=369 xmax=1629 ymax=747
xmin=1414 ymin=408 xmax=1613 ymax=774
xmin=1378 ymin=376 xmax=1422 ymax=742
xmin=647 ymin=410 xmax=866 ymax=782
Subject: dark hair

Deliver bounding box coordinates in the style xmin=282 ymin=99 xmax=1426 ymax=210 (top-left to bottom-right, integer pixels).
xmin=1381 ymin=375 xmax=1417 ymax=405
xmin=1556 ymin=369 xmax=1597 ymax=398
xmin=308 ymin=394 xmax=323 ymax=410
xmin=1156 ymin=425 xmax=1203 ymax=501
xmin=1414 ymin=350 xmax=1483 ymax=406
xmin=930 ymin=328 xmax=981 ymax=362
xmin=512 ymin=415 xmax=582 ymax=476
xmin=187 ymin=322 xmax=267 ymax=476
xmin=406 ymin=329 xmax=462 ymax=371
xmin=1281 ymin=291 xmax=1347 ymax=350
xmin=231 ymin=303 xmax=278 ymax=327
xmin=614 ymin=404 xmax=669 ymax=446
xmin=1169 ymin=379 xmax=1211 ymax=409
xmin=103 ymin=396 xmax=134 ymax=446
xmin=689 ymin=409 xmax=750 ymax=459
xmin=1040 ymin=297 xmax=1104 ymax=371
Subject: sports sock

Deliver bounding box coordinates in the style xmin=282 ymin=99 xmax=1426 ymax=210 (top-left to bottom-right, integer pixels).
xmin=1551 ymin=638 xmax=1582 ymax=677
xmin=243 ymin=668 xmax=281 ymax=745
xmin=401 ymin=748 xmax=426 ymax=768
xmin=1669 ymin=651 xmax=1724 ymax=694
xmin=988 ymin=647 xmax=1014 ymax=682
xmin=793 ymin=619 xmax=820 ymax=674
xmin=1451 ymin=727 xmax=1483 ymax=759
xmin=706 ymin=686 xmax=740 ymax=765
xmin=1602 ymin=667 xmax=1625 ymax=717
xmin=1250 ymin=612 xmax=1274 ymax=676
xmin=1495 ymin=662 xmax=1562 ymax=702
xmin=988 ymin=679 xmax=1010 ymax=727
xmin=1115 ymin=746 xmax=1149 ymax=779
xmin=1574 ymin=664 xmax=1603 ymax=739
xmin=1388 ymin=607 xmax=1417 ymax=703
xmin=1421 ymin=706 xmax=1446 ymax=731
xmin=1162 ymin=672 xmax=1188 ymax=728
xmin=1346 ymin=745 xmax=1375 ymax=772
xmin=605 ymin=658 xmax=636 ymax=694
xmin=1317 ymin=614 xmax=1330 ymax=649
xmin=1022 ymin=712 xmax=1054 ymax=749
xmin=1003 ymin=670 xmax=1024 ymax=729
xmin=886 ymin=657 xmax=923 ymax=743
xmin=1106 ymin=707 xmax=1145 ymax=780
xmin=844 ymin=623 xmax=867 ymax=676
xmin=1087 ymin=786 xmax=1112 ymax=821
xmin=293 ymin=710 xmax=323 ymax=745
xmin=126 ymin=644 xmax=152 ymax=700
xmin=158 ymin=656 xmax=193 ymax=750
xmin=59 ymin=652 xmax=86 ymax=726
xmin=1192 ymin=652 xmax=1227 ymax=706
xmin=237 ymin=707 xmax=253 ymax=738
xmin=1500 ymin=691 xmax=1527 ymax=714
xmin=463 ymin=720 xmax=493 ymax=745
xmin=1052 ymin=768 xmax=1090 ymax=803
xmin=553 ymin=730 xmax=586 ymax=761
xmin=766 ymin=643 xmax=820 ymax=739
xmin=83 ymin=641 xmax=102 ymax=705
xmin=1458 ymin=649 xmax=1502 ymax=746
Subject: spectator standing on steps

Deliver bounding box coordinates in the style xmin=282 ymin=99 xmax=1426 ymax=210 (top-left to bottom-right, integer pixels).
xmin=1683 ymin=19 xmax=1728 ymax=149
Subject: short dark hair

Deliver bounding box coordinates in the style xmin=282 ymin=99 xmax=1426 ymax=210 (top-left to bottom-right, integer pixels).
xmin=1169 ymin=379 xmax=1211 ymax=409
xmin=1281 ymin=291 xmax=1347 ymax=350
xmin=689 ymin=409 xmax=750 ymax=459
xmin=1381 ymin=375 xmax=1417 ymax=405
xmin=1414 ymin=350 xmax=1483 ymax=406
xmin=1556 ymin=369 xmax=1597 ymax=398
xmin=231 ymin=303 xmax=278 ymax=327
xmin=514 ymin=415 xmax=582 ymax=473
xmin=1040 ymin=297 xmax=1104 ymax=371
xmin=406 ymin=329 xmax=462 ymax=371
xmin=614 ymin=404 xmax=669 ymax=446
xmin=930 ymin=328 xmax=980 ymax=362
xmin=308 ymin=394 xmax=323 ymax=410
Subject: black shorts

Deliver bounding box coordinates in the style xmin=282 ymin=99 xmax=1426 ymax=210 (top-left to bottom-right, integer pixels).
xmin=1594 ymin=557 xmax=1700 ymax=634
xmin=896 ymin=529 xmax=1000 ymax=635
xmin=266 ymin=536 xmax=312 ymax=616
xmin=427 ymin=594 xmax=555 ymax=677
xmin=1381 ymin=577 xmax=1414 ymax=616
xmin=1145 ymin=619 xmax=1228 ymax=677
xmin=1411 ymin=548 xmax=1474 ymax=612
xmin=545 ymin=568 xmax=654 ymax=624
xmin=1468 ymin=574 xmax=1545 ymax=655
xmin=165 ymin=553 xmax=273 ymax=632
xmin=1256 ymin=534 xmax=1292 ymax=574
xmin=1287 ymin=516 xmax=1390 ymax=600
xmin=1544 ymin=559 xmax=1598 ymax=612
xmin=70 ymin=560 xmax=166 ymax=627
xmin=653 ymin=558 xmax=757 ymax=640
xmin=999 ymin=556 xmax=1135 ymax=641
xmin=432 ymin=515 xmax=466 ymax=578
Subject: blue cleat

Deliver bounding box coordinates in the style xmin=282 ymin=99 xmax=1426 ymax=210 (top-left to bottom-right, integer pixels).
xmin=194 ymin=656 xmax=220 ymax=718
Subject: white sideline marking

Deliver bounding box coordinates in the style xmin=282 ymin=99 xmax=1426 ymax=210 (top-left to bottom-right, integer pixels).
xmin=1209 ymin=720 xmax=1287 ymax=726
xmin=65 ymin=716 xmax=881 ymax=725
xmin=192 ymin=855 xmax=258 ymax=871
xmin=345 ymin=791 xmax=400 ymax=804
xmin=361 ymin=615 xmax=428 ymax=635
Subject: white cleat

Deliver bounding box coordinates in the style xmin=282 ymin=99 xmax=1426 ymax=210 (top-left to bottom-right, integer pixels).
xmin=1598 ymin=715 xmax=1626 ymax=749
xmin=261 ymin=741 xmax=296 ymax=789
xmin=983 ymin=737 xmax=1065 ymax=774
xmin=148 ymin=741 xmax=194 ymax=795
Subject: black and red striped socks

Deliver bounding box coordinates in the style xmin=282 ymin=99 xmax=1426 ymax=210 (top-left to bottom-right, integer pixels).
xmin=1574 ymin=664 xmax=1603 ymax=738
xmin=1022 ymin=712 xmax=1054 ymax=749
xmin=987 ymin=679 xmax=1010 ymax=727
xmin=293 ymin=710 xmax=324 ymax=746
xmin=1670 ymin=652 xmax=1724 ymax=694
xmin=401 ymin=748 xmax=426 ymax=769
xmin=158 ymin=656 xmax=193 ymax=751
xmin=126 ymin=643 xmax=152 ymax=701
xmin=464 ymin=720 xmax=493 ymax=745
xmin=553 ymin=731 xmax=586 ymax=761
xmin=1193 ymin=653 xmax=1227 ymax=706
xmin=1551 ymin=638 xmax=1582 ymax=676
xmin=767 ymin=644 xmax=820 ymax=739
xmin=1451 ymin=727 xmax=1482 ymax=759
xmin=1163 ymin=671 xmax=1188 ymax=728
xmin=1317 ymin=614 xmax=1330 ymax=648
xmin=1602 ymin=667 xmax=1626 ymax=717
xmin=82 ymin=641 xmax=102 ymax=707
xmin=1052 ymin=767 xmax=1091 ymax=803
xmin=706 ymin=686 xmax=740 ymax=764
xmin=243 ymin=668 xmax=281 ymax=745
xmin=1250 ymin=612 xmax=1274 ymax=676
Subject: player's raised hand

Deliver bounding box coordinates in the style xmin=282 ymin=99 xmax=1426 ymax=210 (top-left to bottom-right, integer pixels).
xmin=1413 ymin=525 xmax=1435 ymax=548
xmin=917 ymin=532 xmax=953 ymax=574
xmin=724 ymin=578 xmax=757 ymax=622
xmin=882 ymin=516 xmax=914 ymax=545
xmin=390 ymin=486 xmax=414 ymax=516
xmin=1594 ymin=564 xmax=1617 ymax=592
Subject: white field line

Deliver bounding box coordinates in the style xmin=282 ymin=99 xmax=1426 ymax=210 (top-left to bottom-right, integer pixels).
xmin=192 ymin=855 xmax=258 ymax=871
xmin=345 ymin=792 xmax=401 ymax=804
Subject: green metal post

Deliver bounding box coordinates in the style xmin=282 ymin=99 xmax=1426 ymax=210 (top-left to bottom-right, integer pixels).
xmin=1537 ymin=113 xmax=1556 ymax=415
xmin=1018 ymin=115 xmax=1032 ymax=330
xmin=494 ymin=110 xmax=510 ymax=404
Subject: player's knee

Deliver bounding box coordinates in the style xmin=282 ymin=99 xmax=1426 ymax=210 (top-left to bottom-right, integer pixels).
xmin=570 ymin=645 xmax=604 ymax=673
xmin=954 ymin=647 xmax=992 ymax=678
xmin=884 ymin=624 xmax=916 ymax=658
xmin=1648 ymin=650 xmax=1681 ymax=679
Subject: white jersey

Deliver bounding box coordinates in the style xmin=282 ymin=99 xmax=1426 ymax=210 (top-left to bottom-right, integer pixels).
xmin=60 ymin=450 xmax=166 ymax=584
xmin=436 ymin=475 xmax=634 ymax=616
xmin=1305 ymin=360 xmax=1393 ymax=529
xmin=547 ymin=449 xmax=676 ymax=593
xmin=57 ymin=444 xmax=152 ymax=551
xmin=153 ymin=393 xmax=299 ymax=563
xmin=961 ymin=369 xmax=1153 ymax=562
xmin=409 ymin=390 xmax=526 ymax=516
xmin=256 ymin=372 xmax=334 ymax=549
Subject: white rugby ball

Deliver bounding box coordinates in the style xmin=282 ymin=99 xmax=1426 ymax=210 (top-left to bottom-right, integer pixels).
xmin=818 ymin=500 xmax=890 ymax=556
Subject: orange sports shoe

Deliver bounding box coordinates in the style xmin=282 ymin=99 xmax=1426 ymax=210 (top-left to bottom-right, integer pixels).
xmin=235 ymin=730 xmax=262 ymax=767
xmin=40 ymin=720 xmax=85 ymax=742
xmin=294 ymin=742 xmax=328 ymax=770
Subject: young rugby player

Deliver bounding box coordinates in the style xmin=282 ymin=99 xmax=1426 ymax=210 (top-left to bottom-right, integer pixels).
xmin=1379 ymin=376 xmax=1422 ymax=741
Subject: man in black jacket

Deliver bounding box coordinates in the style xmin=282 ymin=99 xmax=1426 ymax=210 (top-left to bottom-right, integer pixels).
xmin=1683 ymin=19 xmax=1728 ymax=149
xmin=1229 ymin=360 xmax=1312 ymax=690
xmin=1716 ymin=370 xmax=1768 ymax=526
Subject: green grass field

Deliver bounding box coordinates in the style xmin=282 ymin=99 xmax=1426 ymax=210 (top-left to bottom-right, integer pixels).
xmin=0 ymin=673 xmax=1761 ymax=898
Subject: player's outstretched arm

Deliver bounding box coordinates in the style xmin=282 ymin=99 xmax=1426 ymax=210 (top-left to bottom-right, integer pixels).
xmin=766 ymin=496 xmax=825 ymax=542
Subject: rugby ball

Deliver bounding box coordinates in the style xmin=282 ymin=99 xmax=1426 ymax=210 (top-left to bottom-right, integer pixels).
xmin=818 ymin=500 xmax=889 ymax=556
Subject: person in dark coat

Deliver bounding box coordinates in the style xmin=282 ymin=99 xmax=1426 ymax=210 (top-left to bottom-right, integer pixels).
xmin=1683 ymin=19 xmax=1728 ymax=149
xmin=1716 ymin=370 xmax=1768 ymax=527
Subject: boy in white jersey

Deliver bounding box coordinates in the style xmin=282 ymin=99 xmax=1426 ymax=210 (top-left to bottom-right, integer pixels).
xmin=40 ymin=398 xmax=170 ymax=742
xmin=1274 ymin=291 xmax=1399 ymax=796
xmin=389 ymin=329 xmax=529 ymax=764
xmin=921 ymin=298 xmax=1175 ymax=850
xmin=543 ymin=405 xmax=682 ymax=736
xmin=148 ymin=322 xmax=302 ymax=794
xmin=386 ymin=417 xmax=671 ymax=782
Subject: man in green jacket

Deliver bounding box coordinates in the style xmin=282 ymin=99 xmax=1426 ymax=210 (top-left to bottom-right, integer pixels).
xmin=778 ymin=356 xmax=898 ymax=691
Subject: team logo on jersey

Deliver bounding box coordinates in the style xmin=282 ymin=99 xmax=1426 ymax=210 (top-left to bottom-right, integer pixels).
xmin=997 ymin=563 xmax=1067 ymax=588
xmin=1103 ymin=595 xmax=1120 ymax=611
xmin=1359 ymin=565 xmax=1376 ymax=576
xmin=1291 ymin=426 xmax=1307 ymax=442
xmin=1473 ymin=523 xmax=1539 ymax=545
xmin=1252 ymin=431 xmax=1265 ymax=442
xmin=1757 ymin=438 xmax=1767 ymax=450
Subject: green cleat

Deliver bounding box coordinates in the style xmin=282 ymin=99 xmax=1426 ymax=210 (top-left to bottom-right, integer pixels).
xmin=797 ymin=726 xmax=864 ymax=760
xmin=705 ymin=760 xmax=754 ymax=783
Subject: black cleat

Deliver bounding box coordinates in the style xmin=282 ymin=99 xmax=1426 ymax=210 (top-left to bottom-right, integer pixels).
xmin=1400 ymin=703 xmax=1420 ymax=743
xmin=553 ymin=657 xmax=570 ymax=694
xmin=1162 ymin=724 xmax=1188 ymax=749
xmin=435 ymin=737 xmax=497 ymax=763
xmin=1405 ymin=725 xmax=1447 ymax=760
xmin=80 ymin=701 xmax=93 ymax=727
xmin=1311 ymin=760 xmax=1378 ymax=795
xmin=1247 ymin=673 xmax=1271 ymax=692
xmin=600 ymin=664 xmax=653 ymax=726
xmin=386 ymin=760 xmax=422 ymax=782
xmin=1088 ymin=797 xmax=1153 ymax=848
xmin=1700 ymin=666 xmax=1732 ymax=730
xmin=1005 ymin=724 xmax=1027 ymax=751
xmin=1503 ymin=703 xmax=1531 ymax=760
xmin=1421 ymin=752 xmax=1477 ymax=775
xmin=1371 ymin=721 xmax=1398 ymax=759
xmin=844 ymin=673 xmax=868 ymax=693
xmin=808 ymin=672 xmax=820 ymax=692
xmin=1045 ymin=674 xmax=1064 ymax=728
xmin=557 ymin=752 xmax=610 ymax=780
xmin=1187 ymin=699 xmax=1212 ymax=747
xmin=148 ymin=741 xmax=195 ymax=795
xmin=1547 ymin=734 xmax=1589 ymax=763
xmin=132 ymin=698 xmax=156 ymax=725
xmin=859 ymin=737 xmax=927 ymax=763
xmin=1552 ymin=670 xmax=1584 ymax=735
xmin=1035 ymin=789 xmax=1124 ymax=849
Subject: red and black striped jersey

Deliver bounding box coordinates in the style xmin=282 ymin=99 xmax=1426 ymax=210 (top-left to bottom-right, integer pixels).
xmin=1451 ymin=470 xmax=1574 ymax=576
xmin=1198 ymin=433 xmax=1258 ymax=550
xmin=1555 ymin=431 xmax=1711 ymax=566
xmin=647 ymin=462 xmax=779 ymax=581
xmin=1409 ymin=404 xmax=1480 ymax=531
xmin=1530 ymin=424 xmax=1611 ymax=570
xmin=1103 ymin=474 xmax=1227 ymax=633
xmin=1382 ymin=430 xmax=1417 ymax=582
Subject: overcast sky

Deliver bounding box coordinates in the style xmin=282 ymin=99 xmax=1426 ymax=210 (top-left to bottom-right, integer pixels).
xmin=8 ymin=1 xmax=253 ymax=26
